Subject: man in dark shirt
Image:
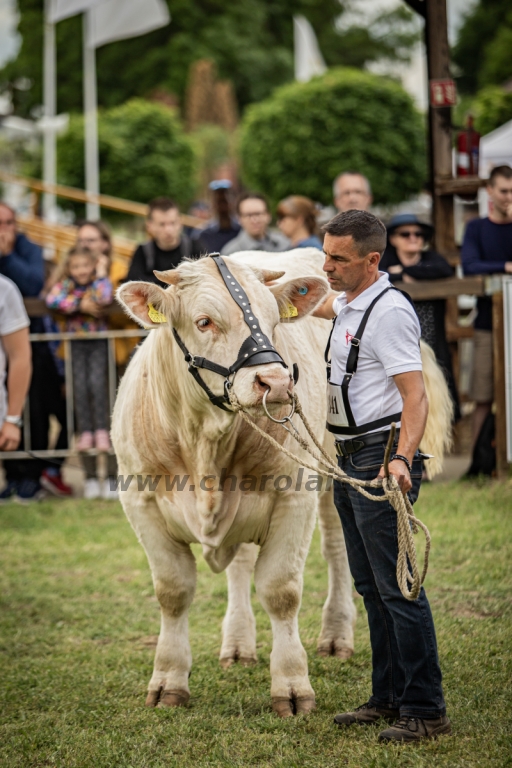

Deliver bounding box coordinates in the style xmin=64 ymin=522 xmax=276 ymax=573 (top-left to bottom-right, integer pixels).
xmin=461 ymin=165 xmax=512 ymax=446
xmin=126 ymin=197 xmax=201 ymax=287
xmin=194 ymin=180 xmax=240 ymax=254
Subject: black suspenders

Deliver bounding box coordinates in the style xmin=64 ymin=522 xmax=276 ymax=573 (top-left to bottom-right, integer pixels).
xmin=325 ymin=287 xmax=403 ymax=436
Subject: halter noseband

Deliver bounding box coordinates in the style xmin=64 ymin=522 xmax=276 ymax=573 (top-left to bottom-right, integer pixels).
xmin=171 ymin=254 xmax=297 ymax=411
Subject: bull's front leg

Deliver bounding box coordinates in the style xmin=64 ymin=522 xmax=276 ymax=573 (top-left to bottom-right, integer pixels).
xmin=254 ymin=496 xmax=317 ymax=717
xmin=121 ymin=494 xmax=196 ymax=708
xmin=317 ymin=488 xmax=357 ymax=659
xmin=220 ymin=542 xmax=259 ymax=668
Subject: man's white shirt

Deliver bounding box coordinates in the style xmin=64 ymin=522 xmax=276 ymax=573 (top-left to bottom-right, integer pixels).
xmin=0 ymin=275 xmax=30 ymax=426
xmin=330 ymin=271 xmax=422 ymax=436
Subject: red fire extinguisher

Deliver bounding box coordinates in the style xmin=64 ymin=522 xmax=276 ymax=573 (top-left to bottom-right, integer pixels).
xmin=456 ymin=115 xmax=480 ymax=176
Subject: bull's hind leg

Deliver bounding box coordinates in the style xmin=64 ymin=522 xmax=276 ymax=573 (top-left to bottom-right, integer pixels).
xmin=221 ymin=543 xmax=259 ymax=668
xmin=254 ymin=497 xmax=316 ymax=717
xmin=122 ymin=495 xmax=196 ymax=708
xmin=317 ymin=487 xmax=356 ymax=659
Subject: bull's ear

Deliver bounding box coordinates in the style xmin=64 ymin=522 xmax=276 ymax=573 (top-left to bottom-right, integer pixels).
xmin=269 ymin=276 xmax=329 ymax=322
xmin=116 ymin=281 xmax=173 ymax=328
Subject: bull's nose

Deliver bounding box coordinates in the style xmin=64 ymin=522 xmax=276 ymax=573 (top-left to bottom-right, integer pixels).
xmin=254 ymin=370 xmax=293 ymax=403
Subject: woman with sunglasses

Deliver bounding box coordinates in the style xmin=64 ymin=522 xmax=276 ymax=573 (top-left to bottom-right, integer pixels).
xmin=381 ymin=214 xmax=459 ymax=420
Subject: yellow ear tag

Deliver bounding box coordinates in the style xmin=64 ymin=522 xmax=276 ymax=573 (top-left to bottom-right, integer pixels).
xmin=147 ymin=302 xmax=167 ymax=324
xmin=280 ymin=302 xmax=298 ymax=319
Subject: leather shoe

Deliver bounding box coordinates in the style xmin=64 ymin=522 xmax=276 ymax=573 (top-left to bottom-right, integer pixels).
xmin=379 ymin=715 xmax=452 ymax=742
xmin=334 ymin=701 xmax=399 ymax=727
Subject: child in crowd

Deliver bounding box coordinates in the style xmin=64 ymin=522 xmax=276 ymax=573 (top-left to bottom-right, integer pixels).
xmin=46 ymin=247 xmax=113 ymax=452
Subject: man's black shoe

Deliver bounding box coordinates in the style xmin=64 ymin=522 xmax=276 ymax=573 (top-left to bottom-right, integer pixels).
xmin=334 ymin=701 xmax=399 ymax=727
xmin=379 ymin=715 xmax=452 ymax=742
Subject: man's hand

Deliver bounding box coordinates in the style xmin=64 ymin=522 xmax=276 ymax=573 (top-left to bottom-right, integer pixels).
xmin=377 ymin=459 xmax=412 ymax=494
xmin=79 ymin=295 xmax=102 ymax=317
xmin=0 ymin=230 xmax=16 ymax=256
xmin=0 ymin=421 xmax=21 ymax=451
xmin=505 ymin=262 xmax=512 ymax=274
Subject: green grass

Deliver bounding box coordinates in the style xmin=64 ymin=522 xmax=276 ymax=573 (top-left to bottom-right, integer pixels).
xmin=0 ymin=482 xmax=511 ymax=767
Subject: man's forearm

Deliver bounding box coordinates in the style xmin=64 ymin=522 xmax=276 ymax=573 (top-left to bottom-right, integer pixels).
xmin=6 ymin=357 xmax=31 ymax=416
xmin=396 ymin=391 xmax=428 ymax=463
xmin=312 ymin=292 xmax=337 ymax=319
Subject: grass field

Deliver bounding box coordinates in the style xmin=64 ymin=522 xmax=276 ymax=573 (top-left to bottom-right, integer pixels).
xmin=0 ymin=481 xmax=511 ymax=767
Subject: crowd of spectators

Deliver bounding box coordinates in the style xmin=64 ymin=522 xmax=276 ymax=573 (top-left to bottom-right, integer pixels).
xmin=1 ymin=164 xmax=511 ymax=501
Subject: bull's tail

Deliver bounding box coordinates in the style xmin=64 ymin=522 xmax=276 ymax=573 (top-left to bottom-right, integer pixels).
xmin=419 ymin=340 xmax=454 ymax=479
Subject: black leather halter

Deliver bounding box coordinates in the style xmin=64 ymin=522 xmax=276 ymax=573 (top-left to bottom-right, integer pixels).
xmin=171 ymin=254 xmax=296 ymax=411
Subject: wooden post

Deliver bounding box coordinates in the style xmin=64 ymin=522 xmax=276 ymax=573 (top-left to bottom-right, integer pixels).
xmin=424 ymin=0 xmax=456 ymax=257
xmin=492 ymin=292 xmax=508 ymax=478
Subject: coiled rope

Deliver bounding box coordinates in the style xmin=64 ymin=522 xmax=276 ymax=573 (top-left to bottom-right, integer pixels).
xmin=228 ymin=390 xmax=430 ymax=601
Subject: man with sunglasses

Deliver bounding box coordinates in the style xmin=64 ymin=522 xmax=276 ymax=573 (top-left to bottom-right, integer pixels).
xmin=221 ymin=192 xmax=289 ymax=255
xmin=380 ymin=214 xmax=459 ymax=421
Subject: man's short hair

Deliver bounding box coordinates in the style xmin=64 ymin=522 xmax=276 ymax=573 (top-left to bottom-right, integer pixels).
xmin=488 ymin=165 xmax=512 ymax=186
xmin=322 ymin=210 xmax=386 ymax=257
xmin=236 ymin=192 xmax=269 ymax=215
xmin=147 ymin=197 xmax=179 ymax=218
xmin=332 ymin=172 xmax=372 ymax=197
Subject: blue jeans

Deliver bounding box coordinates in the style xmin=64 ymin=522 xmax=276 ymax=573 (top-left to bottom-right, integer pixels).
xmin=333 ymin=442 xmax=446 ymax=718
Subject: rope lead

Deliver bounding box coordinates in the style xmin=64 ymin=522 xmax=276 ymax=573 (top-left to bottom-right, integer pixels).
xmin=229 ymin=390 xmax=430 ymax=601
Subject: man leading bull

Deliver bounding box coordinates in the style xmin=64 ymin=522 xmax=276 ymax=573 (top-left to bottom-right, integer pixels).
xmin=313 ymin=210 xmax=450 ymax=743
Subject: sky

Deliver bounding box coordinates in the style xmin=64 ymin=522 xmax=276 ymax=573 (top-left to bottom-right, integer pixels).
xmin=0 ymin=0 xmax=478 ymax=78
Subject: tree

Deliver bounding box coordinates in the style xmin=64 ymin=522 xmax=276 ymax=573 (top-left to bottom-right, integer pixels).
xmin=1 ymin=0 xmax=420 ymax=119
xmin=453 ymin=0 xmax=512 ymax=94
xmin=239 ymin=68 xmax=425 ymax=207
xmin=57 ymin=99 xmax=197 ymax=209
xmin=472 ymin=87 xmax=512 ymax=136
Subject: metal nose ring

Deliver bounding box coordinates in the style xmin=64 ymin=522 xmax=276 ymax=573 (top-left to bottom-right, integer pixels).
xmin=262 ymin=387 xmax=296 ymax=423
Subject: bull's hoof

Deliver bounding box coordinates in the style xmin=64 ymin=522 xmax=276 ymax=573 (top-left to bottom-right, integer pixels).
xmin=272 ymin=697 xmax=294 ymax=718
xmin=145 ymin=689 xmax=161 ymax=707
xmin=272 ymin=695 xmax=316 ymax=717
xmin=219 ymin=654 xmax=257 ymax=669
xmin=317 ymin=642 xmax=354 ymax=660
xmin=158 ymin=689 xmax=190 ymax=708
xmin=295 ymin=696 xmax=316 ymax=715
xmin=145 ymin=687 xmax=190 ymax=708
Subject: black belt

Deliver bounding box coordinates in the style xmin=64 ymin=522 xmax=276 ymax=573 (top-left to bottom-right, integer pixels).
xmin=335 ymin=429 xmax=398 ymax=458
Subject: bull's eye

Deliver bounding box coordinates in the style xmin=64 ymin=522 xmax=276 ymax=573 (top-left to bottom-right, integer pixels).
xmin=196 ymin=317 xmax=211 ymax=329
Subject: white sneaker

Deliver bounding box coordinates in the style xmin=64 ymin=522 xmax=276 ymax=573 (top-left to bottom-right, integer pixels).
xmin=84 ymin=478 xmax=102 ymax=499
xmin=103 ymin=478 xmax=119 ymax=500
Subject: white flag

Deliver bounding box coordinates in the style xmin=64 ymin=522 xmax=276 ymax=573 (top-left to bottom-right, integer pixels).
xmin=293 ymin=15 xmax=327 ymax=83
xmin=48 ymin=0 xmax=106 ymax=24
xmin=87 ymin=0 xmax=170 ymax=48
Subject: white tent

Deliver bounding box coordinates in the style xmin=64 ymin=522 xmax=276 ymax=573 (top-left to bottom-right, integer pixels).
xmin=478 ymin=119 xmax=512 ymax=216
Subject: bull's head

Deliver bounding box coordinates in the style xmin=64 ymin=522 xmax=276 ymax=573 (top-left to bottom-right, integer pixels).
xmin=117 ymin=256 xmax=328 ymax=413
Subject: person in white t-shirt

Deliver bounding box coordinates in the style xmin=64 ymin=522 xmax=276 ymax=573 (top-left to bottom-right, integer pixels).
xmin=313 ymin=210 xmax=450 ymax=743
xmin=0 ymin=275 xmax=31 ymax=460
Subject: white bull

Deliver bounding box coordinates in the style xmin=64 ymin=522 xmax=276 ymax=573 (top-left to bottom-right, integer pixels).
xmin=112 ymin=248 xmax=452 ymax=716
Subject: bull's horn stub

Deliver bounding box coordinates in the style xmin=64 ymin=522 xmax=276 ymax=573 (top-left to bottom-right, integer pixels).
xmin=280 ymin=302 xmax=298 ymax=319
xmin=147 ymin=302 xmax=167 ymax=323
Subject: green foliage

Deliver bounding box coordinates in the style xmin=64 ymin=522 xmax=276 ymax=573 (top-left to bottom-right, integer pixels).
xmin=0 ymin=482 xmax=511 ymax=766
xmin=2 ymin=0 xmax=420 ymax=119
xmin=189 ymin=124 xmax=234 ymax=194
xmin=57 ymin=99 xmax=197 ymax=208
xmin=453 ymin=0 xmax=512 ymax=95
xmin=472 ymin=86 xmax=512 ymax=136
xmin=239 ymin=68 xmax=426 ymax=207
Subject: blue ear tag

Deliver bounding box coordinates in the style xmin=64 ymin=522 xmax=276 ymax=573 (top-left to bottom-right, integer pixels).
xmin=298 ymin=286 xmax=308 ymax=295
